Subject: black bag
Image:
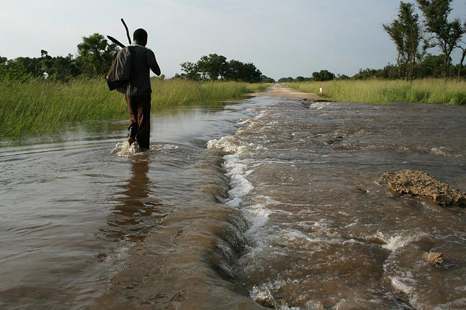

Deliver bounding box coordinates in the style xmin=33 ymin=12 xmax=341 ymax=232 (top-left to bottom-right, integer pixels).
xmin=106 ymin=46 xmax=134 ymax=94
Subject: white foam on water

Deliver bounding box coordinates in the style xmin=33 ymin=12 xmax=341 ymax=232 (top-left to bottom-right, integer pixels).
xmin=151 ymin=144 xmax=179 ymax=151
xmin=251 ymin=279 xmax=325 ymax=310
xmin=390 ymin=276 xmax=415 ymax=295
xmin=111 ymin=141 xmax=141 ymax=157
xmin=113 ymin=142 xmax=180 ymax=157
xmin=254 ymin=110 xmax=268 ymax=120
xmin=238 ymin=119 xmax=252 ymax=126
xmin=430 ymin=146 xmax=449 ymax=157
xmin=378 ymin=232 xmax=428 ymax=251
xmin=224 ymin=154 xmax=254 ymax=208
xmin=389 ymin=275 xmax=419 ymax=308
xmin=207 ymin=135 xmax=246 ymax=154
xmin=244 ymin=203 xmax=271 ymax=235
xmin=207 ymin=133 xmax=253 ymax=209
xmin=310 ymin=102 xmax=331 ymax=110
xmin=250 ymin=279 xmax=286 ymax=306
xmin=282 ymin=229 xmax=354 ymax=246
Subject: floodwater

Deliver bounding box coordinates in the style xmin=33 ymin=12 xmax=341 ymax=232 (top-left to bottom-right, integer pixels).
xmin=1 ymin=93 xmax=466 ymax=309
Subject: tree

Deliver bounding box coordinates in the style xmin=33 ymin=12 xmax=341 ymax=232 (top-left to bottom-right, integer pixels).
xmin=457 ymin=28 xmax=466 ymax=79
xmin=76 ymin=33 xmax=118 ymax=77
xmin=384 ymin=2 xmax=422 ymax=80
xmin=180 ymin=55 xmax=265 ymax=82
xmin=417 ymin=0 xmax=465 ymax=77
xmin=223 ymin=59 xmax=244 ymax=81
xmin=197 ymin=54 xmax=227 ymax=80
xmin=180 ymin=62 xmax=201 ymax=80
xmin=260 ymin=75 xmax=275 ymax=83
xmin=418 ymin=54 xmax=445 ymax=77
xmin=384 ymin=20 xmax=405 ymax=76
xmin=278 ymin=77 xmax=294 ymax=83
xmin=223 ymin=59 xmax=263 ymax=82
xmin=312 ymin=70 xmax=335 ymax=81
xmin=336 ymin=74 xmax=350 ymax=80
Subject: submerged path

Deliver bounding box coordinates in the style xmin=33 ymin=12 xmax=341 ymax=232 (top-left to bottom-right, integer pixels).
xmin=1 ymin=86 xmax=466 ymax=309
xmin=94 ymin=86 xmax=466 ymax=309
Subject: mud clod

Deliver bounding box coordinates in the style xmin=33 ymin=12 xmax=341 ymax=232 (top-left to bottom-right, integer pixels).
xmin=382 ymin=170 xmax=466 ymax=207
xmin=423 ymin=252 xmax=444 ymax=266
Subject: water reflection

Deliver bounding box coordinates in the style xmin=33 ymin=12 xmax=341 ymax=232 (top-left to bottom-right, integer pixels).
xmin=104 ymin=158 xmax=164 ymax=242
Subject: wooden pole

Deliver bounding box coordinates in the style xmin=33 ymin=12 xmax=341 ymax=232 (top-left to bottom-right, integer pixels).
xmin=121 ymin=18 xmax=132 ymax=45
xmin=107 ymin=35 xmax=126 ymax=49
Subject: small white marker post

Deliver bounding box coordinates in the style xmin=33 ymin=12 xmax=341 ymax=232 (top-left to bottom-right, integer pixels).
xmin=319 ymin=87 xmax=323 ymax=95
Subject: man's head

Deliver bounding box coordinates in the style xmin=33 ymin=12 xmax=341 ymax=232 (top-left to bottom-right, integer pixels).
xmin=133 ymin=28 xmax=148 ymax=46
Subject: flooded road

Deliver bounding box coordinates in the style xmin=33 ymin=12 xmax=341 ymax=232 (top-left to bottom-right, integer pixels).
xmin=1 ymin=88 xmax=466 ymax=309
xmin=0 ymin=100 xmax=266 ymax=309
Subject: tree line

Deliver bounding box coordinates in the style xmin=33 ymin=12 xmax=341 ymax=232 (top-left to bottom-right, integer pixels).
xmin=0 ymin=34 xmax=118 ymax=81
xmin=0 ymin=34 xmax=271 ymax=83
xmin=175 ymin=54 xmax=274 ymax=83
xmin=278 ymin=70 xmax=348 ymax=83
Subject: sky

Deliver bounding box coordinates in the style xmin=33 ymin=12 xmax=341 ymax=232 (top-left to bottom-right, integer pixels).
xmin=1 ymin=0 xmax=465 ymax=79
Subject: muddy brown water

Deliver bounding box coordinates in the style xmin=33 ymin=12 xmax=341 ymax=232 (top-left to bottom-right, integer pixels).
xmin=1 ymin=93 xmax=466 ymax=309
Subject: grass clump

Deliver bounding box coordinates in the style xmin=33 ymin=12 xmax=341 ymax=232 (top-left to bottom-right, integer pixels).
xmin=0 ymin=79 xmax=269 ymax=139
xmin=286 ymin=79 xmax=466 ymax=105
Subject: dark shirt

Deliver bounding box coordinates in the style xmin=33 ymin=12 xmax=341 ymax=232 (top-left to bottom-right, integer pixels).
xmin=127 ymin=45 xmax=161 ymax=96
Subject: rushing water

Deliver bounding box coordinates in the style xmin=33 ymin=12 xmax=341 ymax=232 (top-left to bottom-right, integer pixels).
xmin=1 ymin=94 xmax=466 ymax=310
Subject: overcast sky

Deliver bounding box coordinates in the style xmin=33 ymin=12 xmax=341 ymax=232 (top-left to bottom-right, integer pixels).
xmin=1 ymin=0 xmax=465 ymax=79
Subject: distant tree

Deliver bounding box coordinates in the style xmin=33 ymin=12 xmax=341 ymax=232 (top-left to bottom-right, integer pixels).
xmin=278 ymin=77 xmax=294 ymax=83
xmin=234 ymin=62 xmax=262 ymax=83
xmin=197 ymin=54 xmax=228 ymax=80
xmin=336 ymin=74 xmax=350 ymax=80
xmin=37 ymin=50 xmax=80 ymax=81
xmin=418 ymin=54 xmax=446 ymax=77
xmin=312 ymin=70 xmax=335 ymax=81
xmin=0 ymin=57 xmax=35 ymax=80
xmin=384 ymin=2 xmax=422 ymax=80
xmin=353 ymin=68 xmax=382 ymax=80
xmin=180 ymin=62 xmax=201 ymax=80
xmin=260 ymin=75 xmax=275 ymax=83
xmin=180 ymin=55 xmax=264 ymax=83
xmin=223 ymin=59 xmax=245 ymax=81
xmin=417 ymin=0 xmax=465 ymax=77
xmin=76 ymin=33 xmax=118 ymax=77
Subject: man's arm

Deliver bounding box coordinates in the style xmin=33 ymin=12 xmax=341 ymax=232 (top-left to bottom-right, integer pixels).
xmin=147 ymin=50 xmax=161 ymax=76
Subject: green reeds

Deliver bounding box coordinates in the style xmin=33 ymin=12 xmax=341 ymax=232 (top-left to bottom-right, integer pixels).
xmin=286 ymin=79 xmax=466 ymax=105
xmin=0 ymin=79 xmax=269 ymax=139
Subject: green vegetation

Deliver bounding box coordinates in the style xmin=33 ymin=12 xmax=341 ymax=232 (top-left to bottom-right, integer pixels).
xmin=0 ymin=31 xmax=271 ymax=140
xmin=0 ymin=79 xmax=269 ymax=139
xmin=0 ymin=35 xmax=274 ymax=83
xmin=178 ymin=53 xmax=274 ymax=83
xmin=0 ymin=34 xmax=117 ymax=81
xmin=287 ymin=79 xmax=466 ymax=105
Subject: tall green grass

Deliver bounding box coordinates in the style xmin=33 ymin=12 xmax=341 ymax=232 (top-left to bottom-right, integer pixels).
xmin=0 ymin=79 xmax=269 ymax=139
xmin=286 ymin=79 xmax=466 ymax=105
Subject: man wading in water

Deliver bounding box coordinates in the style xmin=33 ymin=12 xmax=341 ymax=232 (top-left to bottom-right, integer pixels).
xmin=125 ymin=28 xmax=161 ymax=150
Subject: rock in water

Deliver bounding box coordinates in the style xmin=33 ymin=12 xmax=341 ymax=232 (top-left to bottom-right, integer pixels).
xmin=382 ymin=170 xmax=466 ymax=207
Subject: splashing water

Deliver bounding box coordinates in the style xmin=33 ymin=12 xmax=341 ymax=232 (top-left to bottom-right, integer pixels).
xmin=111 ymin=141 xmax=142 ymax=157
